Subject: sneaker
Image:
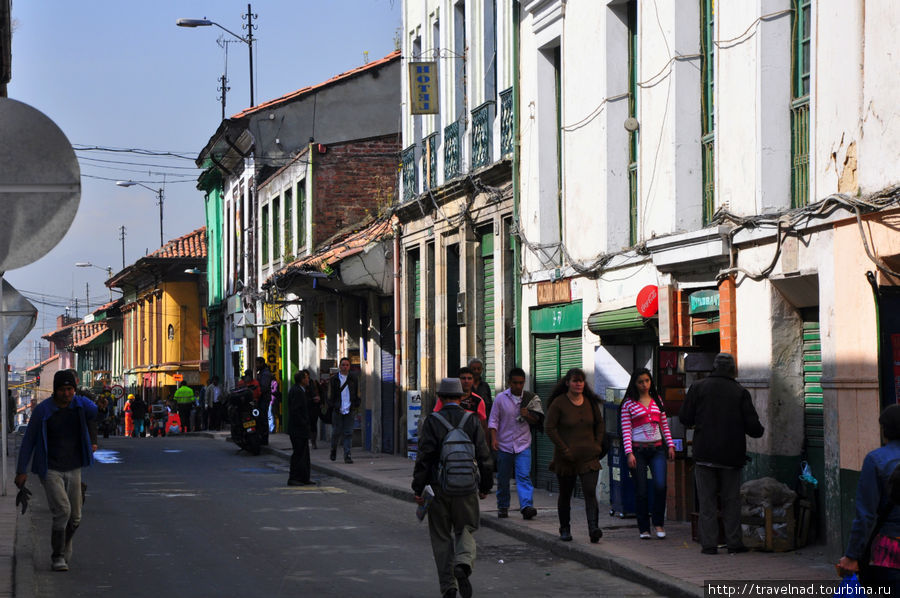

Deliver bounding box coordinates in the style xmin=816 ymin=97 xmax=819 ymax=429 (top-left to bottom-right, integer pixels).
xmin=287 ymin=479 xmax=305 ymax=486
xmin=329 ymin=449 xmax=336 ymax=461
xmin=639 ymin=532 xmax=651 ymax=539
xmin=521 ymin=506 xmax=537 ymax=520
xmin=497 ymin=508 xmax=509 ymax=519
xmin=51 ymin=556 xmax=68 ymax=572
xmin=344 ymin=456 xmax=353 ymax=464
xmin=655 ymin=528 xmax=666 ymax=539
xmin=453 ymin=564 xmax=472 ymax=598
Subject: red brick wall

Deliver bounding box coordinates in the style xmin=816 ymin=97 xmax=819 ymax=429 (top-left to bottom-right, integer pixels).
xmin=312 ymin=133 xmax=400 ymax=248
xmin=718 ymin=274 xmax=738 ymax=360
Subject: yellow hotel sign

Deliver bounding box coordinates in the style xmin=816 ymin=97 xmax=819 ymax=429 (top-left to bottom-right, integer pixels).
xmin=409 ymin=62 xmax=439 ymax=114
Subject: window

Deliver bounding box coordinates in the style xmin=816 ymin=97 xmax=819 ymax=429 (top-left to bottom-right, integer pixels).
xmin=284 ymin=188 xmax=293 ymax=259
xmin=167 ymin=324 xmax=174 ymax=341
xmin=297 ymin=180 xmax=307 ymax=250
xmin=273 ymin=195 xmax=281 ymax=261
xmin=700 ymin=0 xmax=715 ymax=224
xmin=261 ymin=204 xmax=269 ymax=265
xmin=628 ymin=0 xmax=639 ymax=243
xmin=791 ymin=0 xmax=811 ymax=208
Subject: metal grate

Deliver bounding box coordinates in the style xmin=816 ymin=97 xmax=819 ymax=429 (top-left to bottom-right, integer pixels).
xmin=426 ymin=133 xmax=438 ymax=189
xmin=444 ymin=120 xmax=461 ymax=179
xmin=500 ymin=87 xmax=513 ymax=157
xmin=401 ymin=144 xmax=418 ymax=201
xmin=471 ymin=101 xmax=494 ymax=170
xmin=791 ymin=99 xmax=809 ymax=208
xmin=702 ymin=133 xmax=715 ymax=224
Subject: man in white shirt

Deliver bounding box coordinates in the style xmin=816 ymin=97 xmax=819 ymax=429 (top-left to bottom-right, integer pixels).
xmin=328 ymin=357 xmax=359 ymax=463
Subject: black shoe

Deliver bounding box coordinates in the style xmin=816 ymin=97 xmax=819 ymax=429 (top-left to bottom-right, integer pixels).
xmin=497 ymin=508 xmax=508 ymax=519
xmin=701 ymin=547 xmax=718 ymax=555
xmin=521 ymin=506 xmax=537 ymax=520
xmin=559 ymin=526 xmax=573 ymax=542
xmin=287 ymin=479 xmax=304 ymax=486
xmin=330 ymin=449 xmax=336 ymax=461
xmin=442 ymin=590 xmax=457 ymax=598
xmin=589 ymin=527 xmax=603 ymax=543
xmin=453 ymin=564 xmax=472 ymax=598
xmin=344 ymin=455 xmax=353 ymax=464
xmin=728 ymin=545 xmax=749 ymax=554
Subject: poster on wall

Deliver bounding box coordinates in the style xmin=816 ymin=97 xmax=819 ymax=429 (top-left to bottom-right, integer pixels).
xmin=407 ymin=390 xmax=422 ymax=459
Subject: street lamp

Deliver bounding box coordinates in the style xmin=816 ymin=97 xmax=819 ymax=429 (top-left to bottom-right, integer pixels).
xmin=75 ymin=262 xmax=114 ymax=301
xmin=116 ymin=181 xmax=164 ymax=248
xmin=177 ymin=4 xmax=257 ymax=107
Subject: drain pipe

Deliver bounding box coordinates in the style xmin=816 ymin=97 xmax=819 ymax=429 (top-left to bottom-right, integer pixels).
xmin=393 ymin=220 xmax=403 ymax=455
xmin=513 ymin=1 xmax=523 ymax=368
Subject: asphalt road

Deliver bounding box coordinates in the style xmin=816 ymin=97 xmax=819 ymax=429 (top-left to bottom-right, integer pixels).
xmin=27 ymin=436 xmax=661 ymax=598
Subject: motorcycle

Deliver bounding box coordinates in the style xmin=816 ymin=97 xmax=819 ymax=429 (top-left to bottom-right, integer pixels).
xmin=226 ymin=387 xmax=262 ymax=455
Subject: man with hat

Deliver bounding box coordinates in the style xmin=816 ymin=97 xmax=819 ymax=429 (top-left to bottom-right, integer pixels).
xmin=413 ymin=378 xmax=493 ymax=598
xmin=15 ymin=369 xmax=98 ymax=572
xmin=680 ymin=352 xmax=765 ymax=555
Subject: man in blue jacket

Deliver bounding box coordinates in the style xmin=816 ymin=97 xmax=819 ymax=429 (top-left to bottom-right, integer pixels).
xmin=15 ymin=369 xmax=98 ymax=572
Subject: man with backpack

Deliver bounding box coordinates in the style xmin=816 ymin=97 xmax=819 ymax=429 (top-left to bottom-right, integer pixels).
xmin=413 ymin=378 xmax=493 ymax=598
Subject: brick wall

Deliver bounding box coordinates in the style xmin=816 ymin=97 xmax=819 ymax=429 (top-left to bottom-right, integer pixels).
xmin=718 ymin=274 xmax=738 ymax=360
xmin=312 ymin=133 xmax=400 ymax=248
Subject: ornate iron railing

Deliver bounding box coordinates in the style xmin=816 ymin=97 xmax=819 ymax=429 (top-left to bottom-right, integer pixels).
xmin=701 ymin=133 xmax=715 ymax=225
xmin=401 ymin=144 xmax=418 ymax=201
xmin=426 ymin=133 xmax=438 ymax=189
xmin=471 ymin=101 xmax=494 ymax=169
xmin=500 ymin=88 xmax=513 ymax=157
xmin=444 ymin=121 xmax=461 ymax=180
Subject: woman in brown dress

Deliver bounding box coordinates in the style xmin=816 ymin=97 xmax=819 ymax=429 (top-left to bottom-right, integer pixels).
xmin=545 ymin=368 xmax=606 ymax=543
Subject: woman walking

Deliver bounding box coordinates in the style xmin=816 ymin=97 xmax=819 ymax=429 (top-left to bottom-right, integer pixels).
xmin=545 ymin=368 xmax=606 ymax=543
xmin=621 ymin=368 xmax=675 ymax=539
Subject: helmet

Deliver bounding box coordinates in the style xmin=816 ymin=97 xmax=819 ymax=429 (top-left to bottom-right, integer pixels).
xmin=127 ymin=394 xmax=135 ymax=400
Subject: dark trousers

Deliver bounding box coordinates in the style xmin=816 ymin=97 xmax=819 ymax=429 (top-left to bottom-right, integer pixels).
xmin=694 ymin=464 xmax=743 ymax=550
xmin=631 ymin=445 xmax=668 ymax=532
xmin=556 ymin=470 xmax=600 ymax=531
xmin=177 ymin=404 xmax=192 ymax=432
xmin=258 ymin=399 xmax=270 ymax=443
xmin=427 ymin=491 xmax=480 ymax=595
xmin=289 ymin=432 xmax=311 ymax=483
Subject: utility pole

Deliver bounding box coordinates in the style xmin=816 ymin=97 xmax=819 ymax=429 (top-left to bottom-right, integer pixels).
xmin=218 ymin=74 xmax=230 ymax=121
xmin=85 ymin=282 xmax=90 ymax=314
xmin=119 ymin=225 xmax=127 ymax=269
xmin=243 ymin=4 xmax=256 ymax=107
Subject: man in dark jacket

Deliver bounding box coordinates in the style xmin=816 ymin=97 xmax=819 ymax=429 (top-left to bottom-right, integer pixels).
xmin=680 ymin=352 xmax=764 ymax=555
xmin=328 ymin=357 xmax=359 ymax=463
xmin=15 ymin=369 xmax=98 ymax=572
xmin=413 ymin=378 xmax=493 ymax=598
xmin=287 ymin=370 xmax=313 ymax=486
xmin=255 ymin=357 xmax=273 ymax=445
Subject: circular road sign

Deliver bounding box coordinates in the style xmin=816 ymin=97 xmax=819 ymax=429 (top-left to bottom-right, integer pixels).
xmin=0 ymin=98 xmax=80 ymax=272
xmin=110 ymin=385 xmax=125 ymax=400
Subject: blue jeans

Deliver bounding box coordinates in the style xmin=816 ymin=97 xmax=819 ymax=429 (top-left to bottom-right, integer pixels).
xmin=331 ymin=411 xmax=354 ymax=457
xmin=496 ymin=447 xmax=533 ymax=511
xmin=631 ymin=445 xmax=667 ymax=533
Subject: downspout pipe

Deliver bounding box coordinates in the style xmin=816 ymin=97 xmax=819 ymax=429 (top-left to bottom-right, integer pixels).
xmin=393 ymin=222 xmax=402 ymax=455
xmin=513 ymin=1 xmax=522 ymax=368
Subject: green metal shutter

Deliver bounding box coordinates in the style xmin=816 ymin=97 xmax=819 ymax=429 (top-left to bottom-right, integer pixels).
xmin=482 ymin=251 xmax=495 ymax=389
xmin=803 ymin=322 xmax=823 ymax=446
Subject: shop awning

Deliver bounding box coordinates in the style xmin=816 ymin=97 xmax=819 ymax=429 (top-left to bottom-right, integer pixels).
xmin=587 ymin=306 xmax=655 ymax=337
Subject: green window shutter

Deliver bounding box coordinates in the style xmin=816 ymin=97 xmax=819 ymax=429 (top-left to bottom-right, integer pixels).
xmin=701 ymin=0 xmax=715 ymax=225
xmin=628 ymin=0 xmax=639 ymax=245
xmin=791 ymin=0 xmax=811 ymax=208
xmin=483 ymin=254 xmax=495 ymax=387
xmin=262 ymin=205 xmax=269 ymax=265
xmin=273 ymin=196 xmax=281 ymax=261
xmin=284 ymin=188 xmax=293 ymax=258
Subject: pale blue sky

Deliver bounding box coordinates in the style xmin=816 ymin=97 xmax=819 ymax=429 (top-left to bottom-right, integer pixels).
xmin=5 ymin=0 xmax=400 ymax=366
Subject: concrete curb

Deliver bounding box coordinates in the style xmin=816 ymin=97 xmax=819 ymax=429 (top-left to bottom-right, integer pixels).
xmin=258 ymin=442 xmax=703 ymax=598
xmin=14 ymin=505 xmax=33 ymax=598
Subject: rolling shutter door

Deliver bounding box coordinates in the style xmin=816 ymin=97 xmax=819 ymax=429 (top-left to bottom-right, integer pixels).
xmin=802 ymin=320 xmax=823 ymax=504
xmin=482 ymin=252 xmax=495 ymax=389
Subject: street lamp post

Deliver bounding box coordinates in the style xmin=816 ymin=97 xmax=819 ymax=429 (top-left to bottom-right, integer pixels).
xmin=177 ymin=4 xmax=257 ymax=107
xmin=75 ymin=262 xmax=114 ymax=301
xmin=116 ymin=181 xmax=164 ymax=247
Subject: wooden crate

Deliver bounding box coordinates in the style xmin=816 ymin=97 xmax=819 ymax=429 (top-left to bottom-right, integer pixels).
xmin=742 ymin=505 xmax=795 ymax=552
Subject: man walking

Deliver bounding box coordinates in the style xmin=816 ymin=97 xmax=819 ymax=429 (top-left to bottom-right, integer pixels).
xmin=173 ymin=382 xmax=195 ymax=433
xmin=205 ymin=375 xmax=222 ymax=431
xmin=287 ymin=370 xmax=314 ymax=485
xmin=414 ymin=378 xmax=493 ymax=598
xmin=256 ymin=357 xmax=273 ymax=445
xmin=468 ymin=358 xmax=493 ymax=417
xmin=680 ymin=352 xmax=765 ymax=555
xmin=488 ymin=367 xmax=543 ymax=520
xmin=15 ymin=369 xmax=98 ymax=572
xmin=328 ymin=357 xmax=359 ymax=463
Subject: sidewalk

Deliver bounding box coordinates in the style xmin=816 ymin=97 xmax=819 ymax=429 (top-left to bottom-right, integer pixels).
xmin=245 ymin=431 xmax=835 ymax=598
xmin=2 ymin=435 xmax=33 ymax=598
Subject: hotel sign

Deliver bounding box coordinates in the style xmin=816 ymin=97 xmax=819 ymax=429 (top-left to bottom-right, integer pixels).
xmin=409 ymin=62 xmax=439 ymax=114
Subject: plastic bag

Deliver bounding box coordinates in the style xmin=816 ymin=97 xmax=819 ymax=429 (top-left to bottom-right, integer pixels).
xmin=799 ymin=461 xmax=818 ymax=488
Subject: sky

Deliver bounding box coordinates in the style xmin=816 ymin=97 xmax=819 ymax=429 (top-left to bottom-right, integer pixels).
xmin=4 ymin=0 xmax=401 ymax=367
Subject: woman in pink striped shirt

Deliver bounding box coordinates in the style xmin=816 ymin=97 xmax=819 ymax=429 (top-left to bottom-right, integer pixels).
xmin=621 ymin=368 xmax=675 ymax=540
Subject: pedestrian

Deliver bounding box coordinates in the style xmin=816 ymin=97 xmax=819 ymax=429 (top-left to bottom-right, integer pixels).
xmin=413 ymin=378 xmax=493 ymax=598
xmin=434 ymin=367 xmax=487 ymax=434
xmin=96 ymin=392 xmax=113 ymax=439
xmin=468 ymin=357 xmax=493 ymax=417
xmin=131 ymin=395 xmax=147 ymax=438
xmin=328 ymin=357 xmax=359 ymax=464
xmin=124 ymin=395 xmax=134 ymax=438
xmin=545 ymin=367 xmax=606 ymax=543
xmin=15 ymin=369 xmax=98 ymax=572
xmin=205 ymin=376 xmax=222 ymax=431
xmin=173 ymin=382 xmax=195 ymax=433
xmin=487 ymin=367 xmax=543 ymax=520
xmin=255 ymin=357 xmax=273 ymax=445
xmin=679 ymin=352 xmax=765 ymax=555
xmin=270 ymin=376 xmax=280 ymax=434
xmin=837 ymin=404 xmax=900 ymax=592
xmin=287 ymin=370 xmax=314 ymax=486
xmin=306 ymin=373 xmax=321 ymax=449
xmin=621 ymin=368 xmax=675 ymax=539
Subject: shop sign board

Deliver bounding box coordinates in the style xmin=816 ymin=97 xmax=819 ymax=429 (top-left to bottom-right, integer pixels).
xmin=408 ymin=62 xmax=439 ymax=114
xmin=688 ymin=289 xmax=719 ymax=315
xmin=537 ymin=278 xmax=572 ymax=305
xmin=636 ymin=285 xmax=659 ymax=317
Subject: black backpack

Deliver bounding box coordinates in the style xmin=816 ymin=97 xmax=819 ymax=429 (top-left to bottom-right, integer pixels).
xmin=432 ymin=411 xmax=480 ymax=496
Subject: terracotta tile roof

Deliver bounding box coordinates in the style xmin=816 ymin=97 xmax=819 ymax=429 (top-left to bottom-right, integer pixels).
xmin=91 ymin=299 xmax=121 ymax=314
xmin=26 ymin=353 xmax=59 ymax=373
xmin=231 ymin=51 xmax=400 ymax=120
xmin=148 ymin=227 xmax=207 ymax=259
xmin=73 ymin=322 xmax=109 ymax=349
xmin=43 ymin=321 xmax=78 ymax=340
xmin=267 ymin=216 xmax=395 ymax=285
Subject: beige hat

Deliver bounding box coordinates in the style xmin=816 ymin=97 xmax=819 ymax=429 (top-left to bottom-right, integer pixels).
xmin=436 ymin=377 xmax=464 ymax=397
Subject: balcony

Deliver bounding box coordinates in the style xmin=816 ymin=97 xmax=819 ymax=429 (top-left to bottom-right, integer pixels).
xmin=401 ymin=144 xmax=418 ymax=201
xmin=701 ymin=133 xmax=715 ymax=225
xmin=444 ymin=121 xmax=461 ymax=180
xmin=500 ymin=88 xmax=513 ymax=157
xmin=471 ymin=101 xmax=495 ymax=170
xmin=426 ymin=133 xmax=438 ymax=189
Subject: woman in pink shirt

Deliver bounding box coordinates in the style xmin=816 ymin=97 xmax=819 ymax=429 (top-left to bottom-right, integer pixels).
xmin=620 ymin=368 xmax=675 ymax=540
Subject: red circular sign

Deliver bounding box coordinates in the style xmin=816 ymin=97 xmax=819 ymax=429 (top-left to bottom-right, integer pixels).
xmin=636 ymin=285 xmax=659 ymax=317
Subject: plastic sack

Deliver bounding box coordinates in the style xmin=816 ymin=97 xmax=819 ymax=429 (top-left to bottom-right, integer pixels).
xmin=799 ymin=461 xmax=818 ymax=488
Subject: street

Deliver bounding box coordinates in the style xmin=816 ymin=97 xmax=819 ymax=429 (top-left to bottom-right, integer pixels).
xmin=26 ymin=436 xmax=661 ymax=598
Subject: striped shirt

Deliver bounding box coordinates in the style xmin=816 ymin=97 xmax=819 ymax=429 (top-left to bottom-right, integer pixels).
xmin=620 ymin=398 xmax=674 ymax=455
